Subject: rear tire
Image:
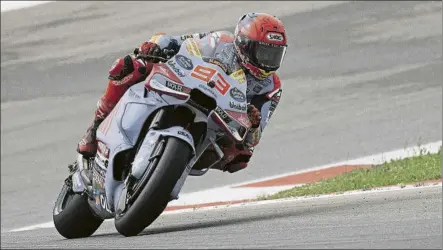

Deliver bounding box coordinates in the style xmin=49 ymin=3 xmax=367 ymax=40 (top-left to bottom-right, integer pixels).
xmin=53 ymin=182 xmax=104 ymax=239
xmin=114 ymin=136 xmax=193 ymax=237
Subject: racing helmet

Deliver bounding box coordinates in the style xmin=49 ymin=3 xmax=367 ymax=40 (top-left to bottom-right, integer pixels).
xmin=234 ymin=13 xmax=288 ymax=80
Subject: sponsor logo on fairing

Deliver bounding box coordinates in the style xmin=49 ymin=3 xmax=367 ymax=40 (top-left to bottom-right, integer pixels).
xmin=167 ymin=60 xmax=186 ymax=77
xmin=207 ymin=58 xmax=228 ymax=73
xmin=175 ymin=54 xmax=194 ymax=70
xmin=198 ymin=84 xmax=217 ymax=97
xmin=229 ymin=101 xmax=247 ymax=112
xmin=215 ymin=106 xmax=230 ymax=121
xmin=229 ymin=87 xmax=246 ymax=102
xmin=177 ymin=130 xmax=193 ymax=142
xmin=165 ymin=81 xmax=191 ymax=94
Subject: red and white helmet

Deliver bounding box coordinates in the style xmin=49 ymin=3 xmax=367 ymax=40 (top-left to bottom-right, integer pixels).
xmin=234 ymin=13 xmax=288 ymax=80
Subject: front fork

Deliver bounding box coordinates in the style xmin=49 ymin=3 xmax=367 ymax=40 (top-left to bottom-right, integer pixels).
xmin=169 ymin=136 xmax=225 ymax=200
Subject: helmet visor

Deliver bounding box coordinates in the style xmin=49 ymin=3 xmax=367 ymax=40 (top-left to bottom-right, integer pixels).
xmin=249 ymin=41 xmax=287 ymax=72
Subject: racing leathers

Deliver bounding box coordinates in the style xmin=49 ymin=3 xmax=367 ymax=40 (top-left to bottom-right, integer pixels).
xmin=77 ymin=31 xmax=283 ymax=173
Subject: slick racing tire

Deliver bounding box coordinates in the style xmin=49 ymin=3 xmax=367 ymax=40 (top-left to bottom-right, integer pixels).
xmin=53 ymin=182 xmax=104 ymax=239
xmin=114 ymin=136 xmax=193 ymax=237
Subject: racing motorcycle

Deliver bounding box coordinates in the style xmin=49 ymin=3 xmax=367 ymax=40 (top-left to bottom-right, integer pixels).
xmin=52 ymin=38 xmax=252 ymax=238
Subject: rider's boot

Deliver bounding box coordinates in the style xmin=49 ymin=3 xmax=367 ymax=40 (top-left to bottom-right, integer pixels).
xmin=76 ymin=96 xmax=116 ymax=185
xmin=77 ymin=97 xmax=115 ymax=157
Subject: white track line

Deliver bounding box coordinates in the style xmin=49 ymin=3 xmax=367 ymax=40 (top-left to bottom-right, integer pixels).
xmin=7 ymin=140 xmax=442 ymax=233
xmin=167 ymin=185 xmax=301 ymax=206
xmin=163 ymin=182 xmax=443 ymax=214
xmin=9 ymin=182 xmax=442 ymax=233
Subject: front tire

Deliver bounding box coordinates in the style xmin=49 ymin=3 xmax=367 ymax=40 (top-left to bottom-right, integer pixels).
xmin=53 ymin=182 xmax=104 ymax=239
xmin=114 ymin=136 xmax=193 ymax=237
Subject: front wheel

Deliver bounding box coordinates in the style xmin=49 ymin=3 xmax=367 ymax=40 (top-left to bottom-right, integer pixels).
xmin=114 ymin=136 xmax=193 ymax=237
xmin=53 ymin=181 xmax=104 ymax=239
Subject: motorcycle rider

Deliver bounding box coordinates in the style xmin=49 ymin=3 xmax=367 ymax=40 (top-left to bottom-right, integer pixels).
xmin=77 ymin=12 xmax=287 ymax=173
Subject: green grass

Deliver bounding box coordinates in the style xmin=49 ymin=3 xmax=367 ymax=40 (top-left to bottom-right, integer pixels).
xmin=260 ymin=147 xmax=442 ymax=200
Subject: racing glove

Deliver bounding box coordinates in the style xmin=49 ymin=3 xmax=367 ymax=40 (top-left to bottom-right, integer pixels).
xmin=134 ymin=42 xmax=164 ymax=63
xmin=135 ymin=37 xmax=180 ymax=63
xmin=247 ymin=104 xmax=262 ymax=128
xmin=220 ymin=105 xmax=262 ymax=173
xmin=243 ymin=104 xmax=263 ymax=148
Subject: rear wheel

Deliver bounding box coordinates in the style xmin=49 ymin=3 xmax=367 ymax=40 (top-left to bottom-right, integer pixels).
xmin=53 ymin=180 xmax=104 ymax=239
xmin=114 ymin=136 xmax=193 ymax=237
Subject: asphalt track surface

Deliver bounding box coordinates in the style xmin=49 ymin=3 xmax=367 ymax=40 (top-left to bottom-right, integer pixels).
xmin=2 ymin=185 xmax=442 ymax=248
xmin=1 ymin=1 xmax=442 ymax=248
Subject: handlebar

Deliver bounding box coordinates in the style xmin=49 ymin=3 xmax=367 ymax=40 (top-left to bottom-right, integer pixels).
xmin=134 ymin=47 xmax=172 ymax=63
xmin=136 ymin=54 xmax=169 ymax=63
